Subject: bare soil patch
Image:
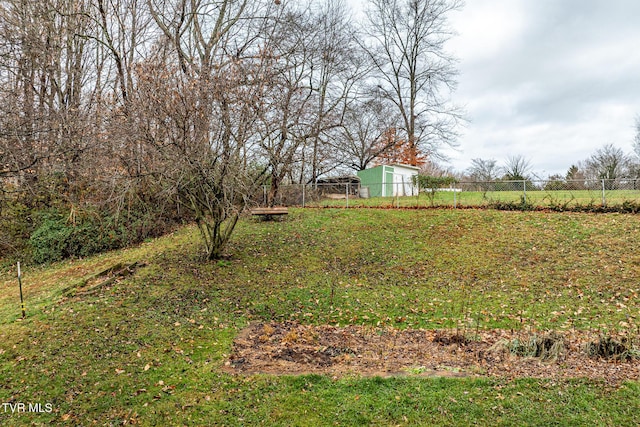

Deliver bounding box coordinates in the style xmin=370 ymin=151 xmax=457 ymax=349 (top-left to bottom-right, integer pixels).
xmin=224 ymin=322 xmax=640 ymax=385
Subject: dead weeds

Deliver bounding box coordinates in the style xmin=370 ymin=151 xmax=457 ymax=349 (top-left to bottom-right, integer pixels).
xmin=224 ymin=322 xmax=640 ymax=385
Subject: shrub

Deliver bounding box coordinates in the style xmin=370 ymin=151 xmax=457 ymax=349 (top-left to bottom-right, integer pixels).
xmin=2 ymin=170 xmax=187 ymax=264
xmin=490 ymin=332 xmax=566 ymax=361
xmin=585 ymin=336 xmax=640 ymax=361
xmin=488 ymin=196 xmax=534 ymax=211
xmin=413 ymin=175 xmax=457 ymax=207
xmin=0 ymin=200 xmax=33 ymax=258
xmin=27 ymin=207 xmax=178 ymax=264
xmin=29 ymin=213 xmax=70 ymax=263
xmin=508 ymin=333 xmax=566 ymax=361
xmin=28 ymin=211 xmax=103 ymax=264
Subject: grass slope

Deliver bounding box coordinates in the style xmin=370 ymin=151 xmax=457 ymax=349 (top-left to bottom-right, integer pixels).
xmin=309 ymin=189 xmax=640 ymax=208
xmin=1 ymin=209 xmax=640 ymax=425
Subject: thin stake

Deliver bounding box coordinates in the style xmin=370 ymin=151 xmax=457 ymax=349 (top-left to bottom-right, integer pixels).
xmin=18 ymin=262 xmax=25 ymax=318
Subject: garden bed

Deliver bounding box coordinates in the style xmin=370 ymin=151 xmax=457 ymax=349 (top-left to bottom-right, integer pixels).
xmin=225 ymin=322 xmax=640 ymax=385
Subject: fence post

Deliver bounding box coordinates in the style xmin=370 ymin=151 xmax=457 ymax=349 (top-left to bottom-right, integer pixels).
xmin=346 ymin=182 xmax=349 ymax=208
xmin=453 ymin=184 xmax=457 ymax=208
xmin=302 ymin=183 xmax=305 ymax=208
xmin=602 ymin=179 xmax=606 ymax=206
xmin=263 ymin=185 xmax=267 ymax=206
xmin=523 ymin=180 xmax=527 ymax=204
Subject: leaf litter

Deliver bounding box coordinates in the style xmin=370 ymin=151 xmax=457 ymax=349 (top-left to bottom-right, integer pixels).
xmin=224 ymin=322 xmax=640 ymax=385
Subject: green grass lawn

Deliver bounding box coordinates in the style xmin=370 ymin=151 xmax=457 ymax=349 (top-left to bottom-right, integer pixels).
xmin=2 ymin=208 xmax=640 ymax=425
xmin=307 ymin=189 xmax=640 ymax=208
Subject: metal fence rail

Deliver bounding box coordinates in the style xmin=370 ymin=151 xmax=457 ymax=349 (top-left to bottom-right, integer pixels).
xmin=257 ymin=179 xmax=640 ymax=209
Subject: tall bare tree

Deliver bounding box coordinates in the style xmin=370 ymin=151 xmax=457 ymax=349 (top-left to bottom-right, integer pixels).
xmin=301 ymin=0 xmax=365 ymax=183
xmin=254 ymin=3 xmax=316 ymax=206
xmin=82 ymin=0 xmax=158 ymax=218
xmin=336 ymin=97 xmax=399 ymax=171
xmin=0 ymin=0 xmax=95 ymax=200
xmin=255 ymin=0 xmax=363 ymax=203
xmin=361 ymin=0 xmax=463 ymax=165
xmin=138 ymin=0 xmax=270 ymax=259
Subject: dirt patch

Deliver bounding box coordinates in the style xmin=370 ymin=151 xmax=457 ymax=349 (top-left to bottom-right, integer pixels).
xmin=62 ymin=261 xmax=146 ymax=297
xmin=223 ymin=322 xmax=640 ymax=385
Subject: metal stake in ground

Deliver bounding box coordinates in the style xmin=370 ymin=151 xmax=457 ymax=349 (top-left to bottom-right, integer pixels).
xmin=18 ymin=261 xmax=25 ymax=318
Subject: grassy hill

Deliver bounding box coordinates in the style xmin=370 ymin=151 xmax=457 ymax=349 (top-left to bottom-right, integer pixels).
xmin=2 ymin=208 xmax=640 ymax=425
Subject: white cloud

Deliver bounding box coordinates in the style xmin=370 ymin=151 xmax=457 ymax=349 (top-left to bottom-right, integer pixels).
xmin=448 ymin=0 xmax=640 ymax=176
xmin=448 ymin=0 xmax=529 ymax=63
xmin=347 ymin=0 xmax=640 ymax=176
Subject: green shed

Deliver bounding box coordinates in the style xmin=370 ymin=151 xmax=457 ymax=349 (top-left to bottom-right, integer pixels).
xmin=357 ymin=164 xmax=419 ymax=198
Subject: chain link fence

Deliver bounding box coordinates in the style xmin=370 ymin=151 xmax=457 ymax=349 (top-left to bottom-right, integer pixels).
xmin=257 ymin=179 xmax=640 ymax=209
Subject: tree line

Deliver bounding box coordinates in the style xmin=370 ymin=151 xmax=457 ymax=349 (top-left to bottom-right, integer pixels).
xmin=464 ymin=140 xmax=640 ymax=191
xmin=0 ymin=0 xmax=463 ymax=262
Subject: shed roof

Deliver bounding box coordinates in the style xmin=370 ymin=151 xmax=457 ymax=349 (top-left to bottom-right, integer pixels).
xmin=316 ymin=175 xmax=360 ymax=184
xmin=388 ymin=164 xmax=420 ymax=171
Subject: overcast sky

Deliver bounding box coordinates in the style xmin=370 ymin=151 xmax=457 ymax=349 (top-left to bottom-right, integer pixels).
xmin=348 ymin=0 xmax=640 ymax=177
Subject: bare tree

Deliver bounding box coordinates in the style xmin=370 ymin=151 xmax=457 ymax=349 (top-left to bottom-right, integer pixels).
xmin=132 ymin=60 xmax=266 ymax=259
xmin=336 ymin=97 xmax=399 ymax=171
xmin=584 ymin=143 xmax=631 ymax=189
xmin=0 ymin=0 xmax=282 ymax=260
xmin=502 ymin=155 xmax=532 ymax=181
xmin=81 ymin=0 xmax=161 ymax=220
xmin=419 ymin=159 xmax=454 ymax=177
xmin=0 ymin=0 xmax=96 ymax=201
xmin=253 ymin=3 xmax=317 ymax=206
xmin=301 ymin=0 xmax=365 ymax=183
xmin=254 ymin=0 xmax=364 ymax=203
xmin=361 ymin=0 xmax=463 ymax=165
xmin=139 ymin=0 xmax=270 ymax=259
xmin=466 ymin=158 xmax=499 ymax=181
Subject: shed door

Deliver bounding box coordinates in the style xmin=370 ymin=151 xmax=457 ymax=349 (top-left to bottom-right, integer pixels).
xmin=385 ymin=171 xmax=394 ymax=197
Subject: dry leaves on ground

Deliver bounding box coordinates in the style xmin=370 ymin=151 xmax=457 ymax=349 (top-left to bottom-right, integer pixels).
xmin=224 ymin=322 xmax=640 ymax=385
